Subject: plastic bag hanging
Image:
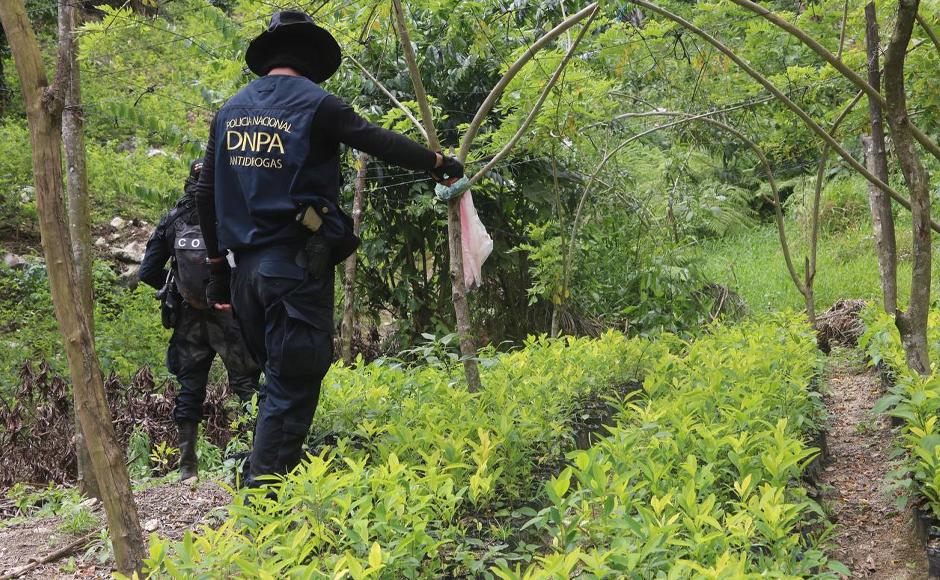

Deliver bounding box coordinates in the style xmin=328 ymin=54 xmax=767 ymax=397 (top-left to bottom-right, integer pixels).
xmin=459 ymin=190 xmax=492 ymax=290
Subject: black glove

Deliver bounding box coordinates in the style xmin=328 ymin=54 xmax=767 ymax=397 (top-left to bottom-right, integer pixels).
xmin=430 ymin=154 xmax=464 ymax=185
xmin=205 ymin=260 xmax=231 ymax=306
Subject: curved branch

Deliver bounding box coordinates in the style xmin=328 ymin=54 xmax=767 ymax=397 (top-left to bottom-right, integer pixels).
xmin=726 ymin=0 xmax=940 ymax=164
xmin=457 ymin=2 xmax=598 ymax=162
xmin=595 ymin=94 xmax=775 ymax=130
xmin=652 ymin=113 xmax=806 ymax=297
xmin=627 ymin=0 xmax=940 ymax=234
xmin=466 ymin=5 xmax=599 ymax=187
xmin=916 ymin=13 xmax=940 ymax=56
xmin=810 ymin=90 xmax=864 ymax=281
xmin=561 ymin=109 xmax=753 ymax=297
xmin=344 ymin=51 xmax=428 ymax=142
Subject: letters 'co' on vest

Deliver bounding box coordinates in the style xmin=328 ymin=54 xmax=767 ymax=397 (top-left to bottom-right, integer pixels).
xmin=173 ymin=221 xmax=210 ymax=309
xmin=213 ymin=75 xmax=341 ymax=252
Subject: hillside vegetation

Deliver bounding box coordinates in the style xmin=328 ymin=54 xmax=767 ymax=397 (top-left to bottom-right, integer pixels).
xmin=2 ymin=0 xmax=940 ymax=576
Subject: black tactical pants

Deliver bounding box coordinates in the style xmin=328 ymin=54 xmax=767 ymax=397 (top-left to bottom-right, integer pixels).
xmin=167 ymin=305 xmax=261 ymax=424
xmin=230 ymin=244 xmax=334 ymax=479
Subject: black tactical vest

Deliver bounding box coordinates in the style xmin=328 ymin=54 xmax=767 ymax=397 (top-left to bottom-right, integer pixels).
xmin=212 ymin=75 xmax=339 ymax=252
xmin=172 ymin=221 xmax=210 ymax=309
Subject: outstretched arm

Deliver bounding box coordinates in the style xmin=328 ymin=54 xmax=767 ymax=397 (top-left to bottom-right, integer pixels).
xmin=315 ymin=95 xmax=444 ymax=171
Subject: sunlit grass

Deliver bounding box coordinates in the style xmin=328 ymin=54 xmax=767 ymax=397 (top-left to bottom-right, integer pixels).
xmin=700 ymin=214 xmax=940 ymax=313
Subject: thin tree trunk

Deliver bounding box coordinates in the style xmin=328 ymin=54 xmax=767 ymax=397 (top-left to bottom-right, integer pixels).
xmin=0 ymin=1 xmax=145 ymax=573
xmin=0 ymin=35 xmax=7 ymax=115
xmin=802 ymin=0 xmax=851 ymax=327
xmin=864 ymin=2 xmax=898 ymax=316
xmin=341 ymin=152 xmax=368 ymax=365
xmin=57 ymin=0 xmax=99 ymax=502
xmin=390 ymin=0 xmax=482 ymax=391
xmin=884 ymin=0 xmax=931 ymax=375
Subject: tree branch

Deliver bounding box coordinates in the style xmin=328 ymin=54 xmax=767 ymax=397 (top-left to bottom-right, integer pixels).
xmin=344 ymin=51 xmax=428 ymax=142
xmin=458 ymin=2 xmax=599 ymax=163
xmin=916 ymin=12 xmax=940 ymax=56
xmin=466 ymin=4 xmax=598 ymax=187
xmin=628 ymin=0 xmax=940 ymax=234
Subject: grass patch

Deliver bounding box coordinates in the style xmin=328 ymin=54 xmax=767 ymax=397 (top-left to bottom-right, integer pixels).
xmin=699 ymin=214 xmax=940 ymax=313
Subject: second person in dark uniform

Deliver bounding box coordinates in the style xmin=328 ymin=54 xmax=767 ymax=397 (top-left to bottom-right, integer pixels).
xmin=140 ymin=159 xmax=261 ymax=481
xmin=195 ymin=10 xmax=464 ymax=486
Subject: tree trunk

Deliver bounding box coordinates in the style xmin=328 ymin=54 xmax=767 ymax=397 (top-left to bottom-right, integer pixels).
xmin=57 ymin=0 xmax=100 ymax=502
xmin=862 ymin=136 xmax=898 ymax=312
xmin=864 ymin=3 xmax=899 ymax=316
xmin=341 ymin=152 xmax=368 ymax=365
xmin=390 ymin=0 xmax=482 ymax=391
xmin=0 ymin=1 xmax=145 ymax=574
xmin=883 ymin=0 xmax=931 ymax=375
xmin=550 ymin=306 xmax=561 ymax=337
xmin=0 ymin=34 xmax=8 ymax=115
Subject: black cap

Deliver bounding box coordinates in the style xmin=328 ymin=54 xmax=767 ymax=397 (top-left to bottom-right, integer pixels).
xmin=245 ymin=10 xmax=342 ymax=83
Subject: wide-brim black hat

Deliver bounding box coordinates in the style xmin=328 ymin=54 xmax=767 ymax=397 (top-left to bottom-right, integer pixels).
xmin=245 ymin=10 xmax=342 ymax=83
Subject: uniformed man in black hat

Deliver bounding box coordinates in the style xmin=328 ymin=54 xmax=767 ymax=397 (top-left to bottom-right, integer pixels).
xmin=194 ymin=10 xmax=463 ymax=485
xmin=140 ymin=159 xmax=261 ymax=481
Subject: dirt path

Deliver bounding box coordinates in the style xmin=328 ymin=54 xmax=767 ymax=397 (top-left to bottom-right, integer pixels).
xmin=821 ymin=350 xmax=926 ymax=578
xmin=0 ymin=480 xmax=230 ymax=579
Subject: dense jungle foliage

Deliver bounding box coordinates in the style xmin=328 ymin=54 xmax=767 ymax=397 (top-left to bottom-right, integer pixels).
xmin=4 ymin=0 xmax=940 ymax=575
xmin=144 ymin=318 xmax=839 ymax=577
xmin=3 ymin=0 xmax=939 ymax=392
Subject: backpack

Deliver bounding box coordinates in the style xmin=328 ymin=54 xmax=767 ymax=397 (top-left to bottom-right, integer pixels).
xmin=172 ymin=220 xmax=210 ymax=309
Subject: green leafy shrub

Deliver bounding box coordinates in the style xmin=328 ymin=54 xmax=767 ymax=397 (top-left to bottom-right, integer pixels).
xmin=145 ymin=318 xmax=835 ymax=577
xmin=144 ymin=332 xmax=667 ymax=577
xmin=498 ymin=315 xmax=837 ymax=578
xmin=860 ymin=307 xmax=940 ymax=518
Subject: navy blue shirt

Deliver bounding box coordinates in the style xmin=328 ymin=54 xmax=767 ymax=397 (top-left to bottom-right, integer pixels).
xmin=195 ymin=74 xmax=437 ymax=258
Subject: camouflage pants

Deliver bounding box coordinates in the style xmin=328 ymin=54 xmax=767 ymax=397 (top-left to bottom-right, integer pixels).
xmin=167 ymin=305 xmax=261 ymax=424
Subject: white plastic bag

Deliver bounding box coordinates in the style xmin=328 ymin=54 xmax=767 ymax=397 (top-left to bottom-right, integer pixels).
xmin=459 ymin=190 xmax=492 ymax=290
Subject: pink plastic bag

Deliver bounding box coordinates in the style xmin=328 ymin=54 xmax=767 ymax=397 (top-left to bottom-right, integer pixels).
xmin=459 ymin=190 xmax=492 ymax=290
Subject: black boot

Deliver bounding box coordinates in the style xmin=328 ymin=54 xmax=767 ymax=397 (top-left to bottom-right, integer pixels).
xmin=178 ymin=421 xmax=199 ymax=482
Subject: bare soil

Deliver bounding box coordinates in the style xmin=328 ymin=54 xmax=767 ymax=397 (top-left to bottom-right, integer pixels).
xmin=0 ymin=480 xmax=230 ymax=579
xmin=821 ymin=351 xmax=926 ymax=578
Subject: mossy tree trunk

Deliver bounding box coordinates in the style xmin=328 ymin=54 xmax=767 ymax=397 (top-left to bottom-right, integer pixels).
xmin=56 ymin=0 xmax=100 ymax=502
xmin=341 ymin=152 xmax=368 ymax=365
xmin=884 ymin=0 xmax=931 ymax=375
xmin=0 ymin=0 xmax=145 ymax=573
